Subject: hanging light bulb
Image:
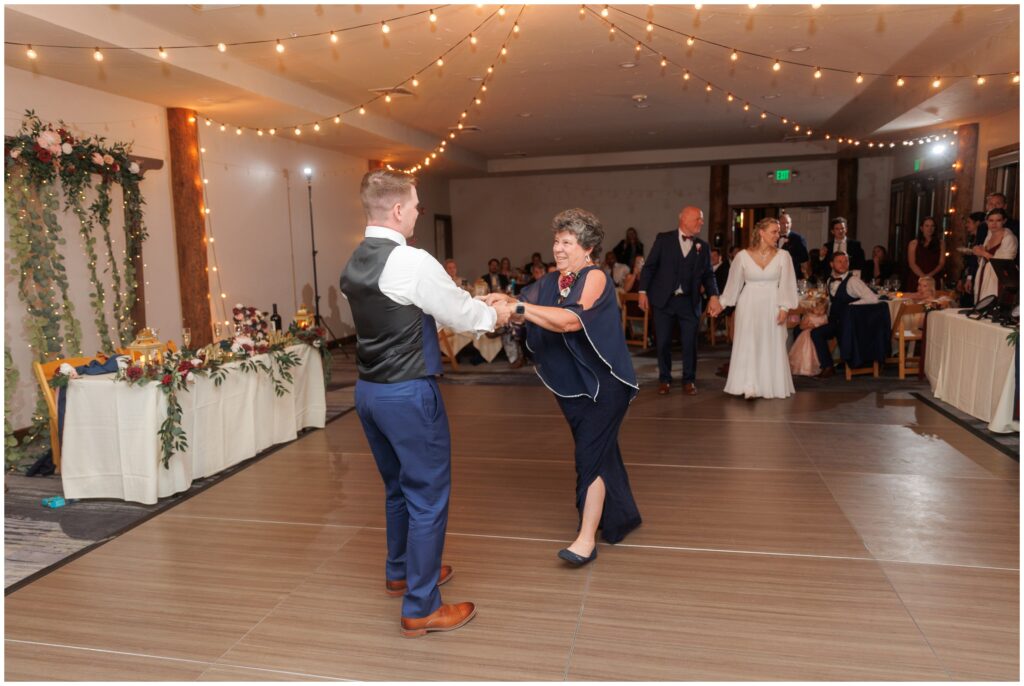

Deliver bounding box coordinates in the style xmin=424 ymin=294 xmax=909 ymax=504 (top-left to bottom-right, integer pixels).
xmin=330 ymin=31 xmax=338 ymax=43
xmin=498 ymin=5 xmax=507 ymax=16
xmin=635 ymin=42 xmax=642 ymax=52
xmin=855 ymin=72 xmax=864 ymax=84
xmin=385 ymin=94 xmax=392 ymax=103
xmin=814 ymin=68 xmax=822 ymax=79
xmin=731 ymin=50 xmax=739 ymax=62
xmin=686 ymin=35 xmax=695 ymax=47
xmin=601 ymin=5 xmax=609 ymax=17
xmin=26 ymin=45 xmax=38 ymax=59
xmin=93 ymin=48 xmax=104 ymax=62
xmin=760 ymin=111 xmax=767 ymax=119
xmin=683 ymin=70 xmax=691 ymax=80
xmin=501 ymin=46 xmax=508 ymax=56
xmin=513 ymin=22 xmax=520 ymax=33
xmin=461 ymin=110 xmax=468 ymax=118
xmin=896 ymin=76 xmax=905 ymax=86
xmin=743 ymin=102 xmax=750 ymax=111
xmin=430 ymin=9 xmax=438 ymax=22
xmin=381 ymin=22 xmax=390 ymax=34
xmin=1013 ymin=73 xmax=1020 ymax=84
xmin=931 ymin=76 xmax=941 ymax=88
xmin=474 ymin=97 xmax=482 ymax=105
xmin=313 ymin=122 xmax=321 ymax=131
xmin=257 ymin=129 xmax=264 ymax=136
xmin=794 ymin=124 xmax=800 ymax=131
xmin=219 ymin=124 xmax=226 ymax=132
xmin=470 ymin=33 xmax=478 ymax=45
xmin=359 ymin=106 xmax=366 ymax=115
xmin=609 ymin=26 xmax=616 ymax=35
xmin=334 ymin=115 xmax=341 ymax=124
xmin=275 ymin=39 xmax=285 ymax=53
xmin=705 ymin=83 xmax=713 ymax=92
xmin=976 ymin=75 xmax=986 ymax=85
xmin=580 ymin=5 xmax=586 ymax=15
xmin=294 ymin=127 xmax=301 ymax=135
xmin=269 ymin=128 xmax=276 ymax=135
xmin=781 ymin=117 xmax=788 ymax=123
xmin=487 ymin=65 xmax=494 ymax=73
xmin=772 ymin=60 xmax=781 ymax=72
xmin=437 ymin=57 xmax=445 ymax=67
xmin=158 ymin=47 xmax=168 ymax=59
xmin=726 ymin=93 xmax=734 ymax=102
xmin=647 ymin=22 xmax=655 ymax=32
xmin=236 ymin=127 xmax=243 ymax=135
xmin=694 ymin=3 xmax=702 ymax=9
xmin=217 ymin=42 xmax=227 ymax=52
xmin=660 ymin=56 xmax=668 ymax=67
xmin=411 ymin=76 xmax=419 ymax=87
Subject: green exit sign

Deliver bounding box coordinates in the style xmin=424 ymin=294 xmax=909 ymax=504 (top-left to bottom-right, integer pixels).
xmin=775 ymin=169 xmax=791 ymax=182
xmin=914 ymin=159 xmax=922 ymax=172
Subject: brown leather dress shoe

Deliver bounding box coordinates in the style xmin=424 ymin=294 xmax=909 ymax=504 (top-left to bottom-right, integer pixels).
xmin=816 ymin=366 xmax=835 ymax=379
xmin=386 ymin=565 xmax=453 ymax=597
xmin=657 ymin=383 xmax=670 ymax=395
xmin=683 ymin=382 xmax=698 ymax=396
xmin=401 ymin=601 xmax=476 ymax=638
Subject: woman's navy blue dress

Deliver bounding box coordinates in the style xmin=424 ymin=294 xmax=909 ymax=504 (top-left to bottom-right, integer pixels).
xmin=520 ymin=266 xmax=642 ymax=543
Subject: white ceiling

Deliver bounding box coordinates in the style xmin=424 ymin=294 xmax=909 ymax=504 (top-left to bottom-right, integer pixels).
xmin=5 ymin=3 xmax=1020 ymax=175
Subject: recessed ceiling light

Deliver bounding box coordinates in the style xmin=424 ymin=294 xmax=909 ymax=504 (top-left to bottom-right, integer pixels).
xmin=761 ymin=93 xmax=781 ymax=100
xmin=519 ymin=112 xmax=532 ymax=118
xmin=631 ymin=94 xmax=648 ymax=102
xmin=648 ymin=131 xmax=657 ymax=135
xmin=788 ymin=45 xmax=811 ymax=52
xmin=635 ymin=103 xmax=651 ymax=109
xmin=468 ymin=76 xmax=484 ymax=82
xmin=620 ymin=62 xmax=637 ymax=69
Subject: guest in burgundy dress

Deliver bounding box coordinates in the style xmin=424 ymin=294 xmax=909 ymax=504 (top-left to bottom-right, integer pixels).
xmin=905 ymin=216 xmax=945 ymax=292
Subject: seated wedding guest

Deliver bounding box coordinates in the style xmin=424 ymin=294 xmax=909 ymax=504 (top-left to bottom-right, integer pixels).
xmin=909 ymin=276 xmax=952 ymax=307
xmin=623 ymin=255 xmax=645 ymax=294
xmin=482 ymin=258 xmax=509 ymax=293
xmin=973 ymin=207 xmax=1018 ymax=302
xmin=824 ymin=217 xmax=866 ymax=272
xmin=789 ymin=298 xmax=828 ymax=376
xmin=809 ymin=244 xmax=831 ymax=283
xmin=986 ymin=192 xmax=1019 ymax=236
xmin=523 ymin=251 xmax=545 ymax=274
xmin=602 ymin=251 xmax=630 ymax=288
xmin=905 ymin=216 xmax=945 ymax=292
xmin=728 ymin=245 xmax=741 ymax=262
xmin=526 ymin=262 xmax=547 ymax=286
xmin=958 ymin=211 xmax=988 ymax=305
xmin=444 ymin=258 xmax=471 ymax=291
xmin=810 ymin=252 xmax=879 ymax=378
xmin=500 ymin=257 xmax=514 ymax=279
xmin=613 ymin=227 xmax=644 ymax=269
xmin=710 ymin=247 xmax=730 ymax=294
xmin=546 ymin=263 xmax=558 ymax=273
xmin=862 ymin=245 xmax=894 ymax=284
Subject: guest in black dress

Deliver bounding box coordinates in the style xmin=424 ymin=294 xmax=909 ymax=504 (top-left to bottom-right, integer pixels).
xmin=485 ymin=208 xmax=642 ymax=567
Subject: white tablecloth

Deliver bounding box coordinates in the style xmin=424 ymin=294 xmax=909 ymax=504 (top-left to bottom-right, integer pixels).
xmin=924 ymin=309 xmax=1018 ymax=434
xmin=441 ymin=329 xmax=503 ymax=363
xmin=61 ymin=344 xmax=327 ymax=504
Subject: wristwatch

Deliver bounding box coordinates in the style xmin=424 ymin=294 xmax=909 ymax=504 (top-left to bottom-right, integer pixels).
xmin=514 ymin=303 xmax=526 ymax=316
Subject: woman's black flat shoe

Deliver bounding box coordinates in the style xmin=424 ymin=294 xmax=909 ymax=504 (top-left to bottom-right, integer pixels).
xmin=558 ymin=547 xmax=598 ymax=566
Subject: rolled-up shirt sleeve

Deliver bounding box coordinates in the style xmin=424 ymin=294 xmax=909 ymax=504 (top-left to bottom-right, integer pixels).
xmin=379 ymin=246 xmax=497 ymax=333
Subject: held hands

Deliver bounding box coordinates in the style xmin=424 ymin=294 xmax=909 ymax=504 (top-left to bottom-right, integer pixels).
xmin=776 ymin=309 xmax=788 ymax=326
xmin=492 ymin=299 xmax=513 ymax=328
xmin=481 ymin=292 xmax=516 ymax=307
xmin=638 ymin=292 xmax=649 ymax=313
xmin=706 ymin=295 xmax=723 ymax=317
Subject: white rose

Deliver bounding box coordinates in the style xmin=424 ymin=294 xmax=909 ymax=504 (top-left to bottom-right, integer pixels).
xmin=58 ymin=363 xmax=80 ymax=378
xmin=190 ymin=358 xmax=203 ymax=367
xmin=91 ymin=152 xmax=104 ymax=165
xmin=115 ymin=355 xmax=131 ymax=370
xmin=49 ymin=144 xmax=63 ymax=156
xmin=129 ymin=161 xmax=140 ymax=174
xmin=102 ymin=154 xmax=114 ymax=165
xmin=62 ymin=142 xmax=73 ymax=155
xmin=10 ymin=148 xmax=20 ymax=159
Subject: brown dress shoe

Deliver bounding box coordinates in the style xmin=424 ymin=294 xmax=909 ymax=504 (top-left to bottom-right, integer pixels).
xmin=657 ymin=383 xmax=670 ymax=395
xmin=683 ymin=382 xmax=698 ymax=396
xmin=386 ymin=565 xmax=453 ymax=597
xmin=816 ymin=366 xmax=835 ymax=379
xmin=401 ymin=601 xmax=476 ymax=638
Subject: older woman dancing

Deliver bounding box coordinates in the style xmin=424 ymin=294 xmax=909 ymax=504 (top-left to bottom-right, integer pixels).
xmin=486 ymin=209 xmax=642 ymax=566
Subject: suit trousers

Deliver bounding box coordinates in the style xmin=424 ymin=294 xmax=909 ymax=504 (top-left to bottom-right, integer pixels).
xmin=355 ymin=376 xmax=451 ymax=619
xmin=811 ymin=320 xmax=841 ymax=370
xmin=652 ymin=295 xmax=700 ymax=383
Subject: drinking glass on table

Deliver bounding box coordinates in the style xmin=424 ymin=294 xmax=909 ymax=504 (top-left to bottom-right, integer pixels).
xmin=182 ymin=328 xmax=191 ymax=350
xmin=213 ymin=322 xmax=223 ymax=341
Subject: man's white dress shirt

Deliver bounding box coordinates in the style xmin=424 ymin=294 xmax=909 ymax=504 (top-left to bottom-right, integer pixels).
xmin=364 ymin=226 xmax=496 ymax=333
xmin=828 ymin=271 xmax=879 ymax=305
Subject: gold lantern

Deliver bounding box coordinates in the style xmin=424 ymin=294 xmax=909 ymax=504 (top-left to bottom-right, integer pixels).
xmin=127 ymin=327 xmax=164 ymax=365
xmin=295 ymin=305 xmax=314 ymax=330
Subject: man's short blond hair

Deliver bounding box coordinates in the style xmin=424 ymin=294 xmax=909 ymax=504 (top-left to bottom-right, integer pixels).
xmin=360 ymin=169 xmax=417 ymax=221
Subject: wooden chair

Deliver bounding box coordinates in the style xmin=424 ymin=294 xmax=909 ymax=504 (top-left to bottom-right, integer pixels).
xmin=887 ymin=302 xmax=926 ymax=379
xmin=619 ymin=292 xmax=650 ymax=348
xmin=32 ymin=355 xmax=102 ymax=474
xmin=437 ymin=329 xmax=460 ymax=370
xmin=845 ymin=360 xmax=880 ymax=381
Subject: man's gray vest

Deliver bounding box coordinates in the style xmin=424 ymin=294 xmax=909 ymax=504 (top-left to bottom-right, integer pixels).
xmin=340 ymin=237 xmax=442 ymax=383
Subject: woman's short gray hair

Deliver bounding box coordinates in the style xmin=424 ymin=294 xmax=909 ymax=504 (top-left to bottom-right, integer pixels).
xmin=552 ymin=208 xmax=604 ymax=258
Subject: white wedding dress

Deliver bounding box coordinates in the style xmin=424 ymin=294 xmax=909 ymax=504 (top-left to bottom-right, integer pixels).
xmin=719 ymin=249 xmax=799 ymax=399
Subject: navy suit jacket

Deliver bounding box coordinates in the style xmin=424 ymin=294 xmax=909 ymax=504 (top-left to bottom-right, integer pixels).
xmin=825 ymin=238 xmax=866 ymax=272
xmin=639 ymin=230 xmax=719 ymax=314
xmin=781 ymin=230 xmax=809 ymax=275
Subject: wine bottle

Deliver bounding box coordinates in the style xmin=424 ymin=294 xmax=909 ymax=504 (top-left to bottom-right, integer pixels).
xmin=270 ymin=303 xmax=283 ymax=332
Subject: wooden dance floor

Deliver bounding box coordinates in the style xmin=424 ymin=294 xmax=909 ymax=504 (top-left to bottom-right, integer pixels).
xmin=5 ymin=384 xmax=1019 ymax=680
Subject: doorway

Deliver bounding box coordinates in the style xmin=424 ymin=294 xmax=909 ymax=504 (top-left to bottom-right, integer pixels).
xmin=730 ymin=203 xmax=834 ymax=252
xmin=433 ymin=214 xmax=453 ymax=260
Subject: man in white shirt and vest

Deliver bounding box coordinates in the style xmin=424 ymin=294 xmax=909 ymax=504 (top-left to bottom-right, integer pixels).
xmin=340 ymin=169 xmax=512 ymax=637
xmin=810 ymin=251 xmax=878 ymax=378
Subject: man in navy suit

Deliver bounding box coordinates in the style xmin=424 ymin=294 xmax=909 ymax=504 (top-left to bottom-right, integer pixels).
xmin=639 ymin=206 xmax=722 ymax=395
xmin=778 ymin=211 xmax=809 ymax=278
xmin=823 ymin=217 xmax=866 ymax=273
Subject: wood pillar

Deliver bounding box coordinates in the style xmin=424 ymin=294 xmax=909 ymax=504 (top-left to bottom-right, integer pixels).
xmin=836 ymin=158 xmax=859 ymax=235
xmin=948 ymin=123 xmax=980 ymax=281
xmin=166 ymin=107 xmax=212 ymax=348
xmin=709 ymin=164 xmax=730 ymax=247
xmin=368 ymin=159 xmax=385 ymax=171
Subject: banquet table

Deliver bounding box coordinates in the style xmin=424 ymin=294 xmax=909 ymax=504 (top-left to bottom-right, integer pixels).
xmin=441 ymin=328 xmax=503 ymax=363
xmin=924 ymin=308 xmax=1018 ymax=434
xmin=60 ymin=344 xmax=326 ymax=504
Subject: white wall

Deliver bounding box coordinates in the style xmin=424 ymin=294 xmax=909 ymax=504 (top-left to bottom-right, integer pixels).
xmin=729 ymin=159 xmax=837 ymax=206
xmin=4 ymin=66 xmax=368 ymax=429
xmin=857 ymin=155 xmax=895 ymax=252
xmin=410 ymin=174 xmax=450 ymax=259
xmin=449 ymin=166 xmax=710 ymax=275
xmin=973 ymin=109 xmax=1020 ymax=210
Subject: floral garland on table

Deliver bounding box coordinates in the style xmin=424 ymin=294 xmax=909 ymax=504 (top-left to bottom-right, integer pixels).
xmin=289 ymin=322 xmax=331 ymax=383
xmin=4 ymin=111 xmax=149 ymax=460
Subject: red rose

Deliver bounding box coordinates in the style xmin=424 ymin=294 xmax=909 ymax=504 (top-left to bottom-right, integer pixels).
xmin=36 ymin=148 xmax=52 ymax=163
xmin=161 ymin=374 xmax=173 ymax=385
xmin=112 ymin=162 xmax=120 ymax=173
xmin=126 ymin=366 xmax=143 ymax=381
xmin=177 ymin=361 xmax=192 ymax=374
xmin=242 ymin=343 xmax=253 ymax=353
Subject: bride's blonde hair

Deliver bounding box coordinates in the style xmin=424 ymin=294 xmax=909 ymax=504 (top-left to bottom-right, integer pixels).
xmin=749 ymin=217 xmax=780 ymax=251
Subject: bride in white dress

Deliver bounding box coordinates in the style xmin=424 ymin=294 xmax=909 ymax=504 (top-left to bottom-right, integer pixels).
xmin=719 ymin=217 xmax=799 ymax=399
